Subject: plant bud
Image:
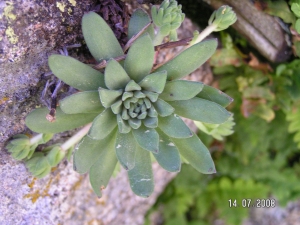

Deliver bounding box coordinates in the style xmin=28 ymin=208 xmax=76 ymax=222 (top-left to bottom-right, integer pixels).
xmin=209 ymin=5 xmax=237 ymax=32
xmin=41 ymin=133 xmax=54 ymax=144
xmin=26 ymin=153 xmax=51 ymax=178
xmin=47 ymin=146 xmax=65 ymax=167
xmin=6 ymin=135 xmax=31 ymax=160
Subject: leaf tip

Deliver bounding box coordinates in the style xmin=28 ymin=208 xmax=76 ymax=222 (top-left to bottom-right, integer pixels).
xmin=208 ymin=167 xmax=217 ymax=174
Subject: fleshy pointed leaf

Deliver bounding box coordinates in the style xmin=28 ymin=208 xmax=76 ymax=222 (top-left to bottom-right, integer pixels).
xmin=105 ymin=59 xmax=131 ymax=90
xmin=139 ymin=71 xmax=167 ymax=93
xmin=117 ymin=114 xmax=131 ymax=133
xmin=49 ymin=55 xmax=105 ymax=91
xmin=169 ymin=97 xmax=231 ymax=124
xmin=82 ymin=12 xmax=123 ymax=62
xmin=154 ymin=39 xmax=218 ymax=81
xmin=153 ymin=99 xmax=174 ymax=117
xmin=170 ymin=133 xmax=216 ymax=174
xmin=115 ymin=131 xmax=136 ymax=170
xmin=89 ymin=131 xmax=118 ymax=197
xmin=124 ymin=34 xmax=155 ymax=83
xmin=99 ymin=88 xmax=122 ymax=108
xmin=154 ymin=128 xmax=181 ymax=172
xmin=160 ymin=80 xmax=204 ymax=101
xmin=132 ymin=125 xmax=159 ymax=153
xmin=128 ymin=118 xmax=142 ymax=129
xmin=25 ymin=107 xmax=97 ymax=133
xmin=158 ymin=114 xmax=192 ymax=138
xmin=128 ymin=145 xmax=154 ymax=197
xmin=128 ymin=8 xmax=155 ymax=40
xmin=74 ymin=132 xmax=116 ymax=174
xmin=125 ymin=80 xmax=141 ymax=92
xmin=143 ymin=117 xmax=158 ymax=128
xmin=111 ymin=100 xmax=123 ymax=114
xmin=88 ymin=109 xmax=117 ymax=140
xmin=144 ymin=91 xmax=159 ymax=102
xmin=197 ymin=84 xmax=233 ymax=107
xmin=60 ymin=91 xmax=104 ymax=114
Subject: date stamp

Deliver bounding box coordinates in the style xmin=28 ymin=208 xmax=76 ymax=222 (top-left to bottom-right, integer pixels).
xmin=228 ymin=199 xmax=276 ymax=208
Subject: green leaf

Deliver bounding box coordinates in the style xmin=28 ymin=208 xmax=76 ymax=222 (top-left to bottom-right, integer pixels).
xmin=132 ymin=125 xmax=159 ymax=153
xmin=128 ymin=145 xmax=154 ymax=197
xmin=105 ymin=59 xmax=131 ymax=90
xmin=143 ymin=117 xmax=158 ymax=128
xmin=265 ymin=1 xmax=296 ymax=24
xmin=46 ymin=146 xmax=65 ymax=167
xmin=139 ymin=71 xmax=167 ymax=93
xmin=98 ymin=88 xmax=122 ymax=108
xmin=111 ymin=100 xmax=123 ymax=114
xmin=169 ymin=97 xmax=231 ymax=124
xmin=292 ymin=3 xmax=300 ymax=17
xmin=26 ymin=154 xmax=51 ymax=178
xmin=49 ymin=55 xmax=105 ymax=91
xmin=124 ymin=34 xmax=155 ymax=83
xmin=82 ymin=12 xmax=123 ymax=62
xmin=158 ymin=114 xmax=192 ymax=138
xmin=154 ymin=39 xmax=217 ymax=81
xmin=89 ymin=131 xmax=118 ymax=197
xmin=88 ymin=109 xmax=117 ymax=140
xmin=296 ymin=19 xmax=300 ymax=34
xmin=152 ymin=99 xmax=174 ymax=117
xmin=117 ymin=114 xmax=131 ymax=133
xmin=125 ymin=80 xmax=141 ymax=91
xmin=128 ymin=118 xmax=142 ymax=129
xmin=128 ymin=8 xmax=155 ymax=40
xmin=144 ymin=91 xmax=159 ymax=102
xmin=160 ymin=80 xmax=203 ymax=101
xmin=154 ymin=128 xmax=181 ymax=172
xmin=25 ymin=107 xmax=97 ymax=133
xmin=171 ymin=133 xmax=216 ymax=174
xmin=74 ymin=133 xmax=116 ymax=174
xmin=196 ymin=84 xmax=233 ymax=107
xmin=60 ymin=91 xmax=104 ymax=114
xmin=115 ymin=131 xmax=136 ymax=170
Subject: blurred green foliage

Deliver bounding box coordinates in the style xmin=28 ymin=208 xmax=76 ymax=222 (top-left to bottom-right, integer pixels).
xmin=146 ymin=12 xmax=300 ymax=223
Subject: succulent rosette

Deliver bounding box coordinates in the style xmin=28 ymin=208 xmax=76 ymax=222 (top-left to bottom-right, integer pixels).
xmin=151 ymin=0 xmax=185 ymax=43
xmin=25 ymin=11 xmax=233 ymax=197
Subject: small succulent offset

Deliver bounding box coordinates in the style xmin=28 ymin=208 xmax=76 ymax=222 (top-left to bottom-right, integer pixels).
xmin=195 ymin=115 xmax=235 ymax=141
xmin=151 ymin=0 xmax=185 ymax=43
xmin=6 ymin=1 xmax=237 ymax=197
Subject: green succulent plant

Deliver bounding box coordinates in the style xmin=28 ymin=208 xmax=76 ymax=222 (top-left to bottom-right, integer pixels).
xmin=8 ymin=2 xmax=235 ymax=198
xmin=208 ymin=5 xmax=237 ymax=32
xmin=6 ymin=133 xmax=53 ymax=160
xmin=151 ymin=0 xmax=185 ymax=43
xmin=195 ymin=115 xmax=235 ymax=141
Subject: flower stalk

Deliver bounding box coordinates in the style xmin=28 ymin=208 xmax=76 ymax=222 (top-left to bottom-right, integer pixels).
xmin=61 ymin=123 xmax=92 ymax=151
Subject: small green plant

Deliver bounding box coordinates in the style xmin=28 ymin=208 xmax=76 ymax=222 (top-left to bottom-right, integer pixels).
xmin=195 ymin=115 xmax=235 ymax=141
xmin=291 ymin=0 xmax=300 ymax=33
xmin=6 ymin=0 xmax=236 ymax=197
